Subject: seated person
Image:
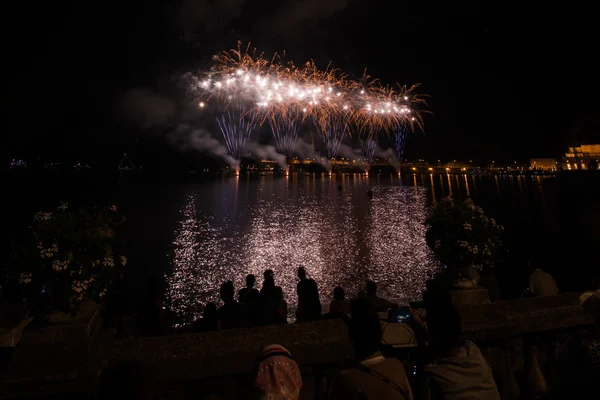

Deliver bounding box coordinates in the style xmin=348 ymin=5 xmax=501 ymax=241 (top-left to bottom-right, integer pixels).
xmin=412 ymin=302 xmax=500 ymax=400
xmin=195 ymin=302 xmax=220 ymax=332
xmin=329 ymin=298 xmax=413 ymax=399
xmin=366 ymin=280 xmax=398 ymax=311
xmin=528 ymin=258 xmax=559 ymax=297
xmin=254 ymin=344 xmax=302 ymax=400
xmin=329 ymin=286 xmax=351 ymax=315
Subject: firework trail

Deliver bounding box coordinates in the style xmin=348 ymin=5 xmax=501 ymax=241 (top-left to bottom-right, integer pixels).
xmin=267 ymin=109 xmax=304 ymax=157
xmin=215 ymin=98 xmax=258 ymax=160
xmin=312 ymin=111 xmax=349 ymax=159
xmin=361 ymin=135 xmax=378 ymax=165
xmin=393 ymin=124 xmax=408 ymax=162
xmin=187 ymin=42 xmax=427 ymax=163
xmin=298 ymin=60 xmax=353 ymax=159
xmin=196 ymin=43 xmax=268 ymax=160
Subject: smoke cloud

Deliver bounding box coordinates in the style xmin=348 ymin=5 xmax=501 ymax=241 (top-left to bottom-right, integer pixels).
xmin=115 ymin=89 xmax=177 ymax=129
xmin=293 ymin=137 xmax=331 ymax=171
xmin=174 ymin=0 xmax=352 ymax=42
xmin=177 ymin=0 xmax=245 ymax=40
xmin=258 ymin=0 xmax=352 ymax=40
xmin=245 ymin=142 xmax=288 ymax=170
xmin=169 ymin=125 xmax=240 ymax=170
xmin=337 ymin=143 xmax=369 ymax=171
xmin=377 ymin=147 xmax=401 ymax=172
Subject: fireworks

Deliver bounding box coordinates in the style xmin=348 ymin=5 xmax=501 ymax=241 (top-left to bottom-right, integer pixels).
xmin=188 ymin=42 xmax=427 ymax=161
xmin=361 ymin=136 xmax=378 ymax=165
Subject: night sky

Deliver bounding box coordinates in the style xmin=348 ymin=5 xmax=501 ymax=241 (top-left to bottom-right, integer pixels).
xmin=4 ymin=1 xmax=599 ymax=167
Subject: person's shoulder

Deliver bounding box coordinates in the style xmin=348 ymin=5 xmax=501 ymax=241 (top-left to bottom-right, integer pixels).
xmin=462 ymin=340 xmax=482 ymax=354
xmin=373 ymin=358 xmax=410 ymax=380
xmin=234 ymin=301 xmax=245 ymax=309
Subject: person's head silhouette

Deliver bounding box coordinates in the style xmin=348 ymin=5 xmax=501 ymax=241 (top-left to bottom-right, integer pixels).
xmin=366 ymin=280 xmax=377 ymax=297
xmin=220 ymin=281 xmax=235 ymax=303
xmin=298 ymin=267 xmax=307 ymax=281
xmin=264 ymin=269 xmax=274 ymax=280
xmin=333 ymin=286 xmax=345 ymax=301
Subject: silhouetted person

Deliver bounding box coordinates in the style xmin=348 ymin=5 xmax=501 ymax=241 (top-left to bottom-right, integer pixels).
xmin=261 ymin=275 xmax=276 ymax=296
xmin=239 ymin=274 xmax=259 ymax=303
xmin=367 ymin=190 xmax=374 ymax=197
xmin=274 ymin=286 xmax=288 ymax=324
xmin=296 ymin=267 xmax=322 ymax=322
xmin=366 ymin=280 xmax=397 ymax=311
xmin=137 ymin=276 xmax=166 ymax=336
xmin=329 ymin=286 xmax=351 ymax=315
xmin=413 ymin=302 xmax=500 ymax=399
xmin=325 ymin=286 xmax=352 ymax=324
xmin=263 ymin=269 xmax=274 ymax=284
xmin=217 ymin=281 xmax=247 ymax=329
xmin=261 ymin=269 xmax=281 ymax=296
xmin=239 ymin=274 xmax=260 ymax=326
xmin=260 ymin=277 xmax=279 ymax=325
xmin=195 ymin=302 xmax=219 ymax=332
xmin=329 ymin=298 xmax=413 ymax=399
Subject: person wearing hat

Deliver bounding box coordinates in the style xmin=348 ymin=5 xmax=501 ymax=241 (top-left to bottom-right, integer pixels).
xmin=254 ymin=344 xmax=302 ymax=400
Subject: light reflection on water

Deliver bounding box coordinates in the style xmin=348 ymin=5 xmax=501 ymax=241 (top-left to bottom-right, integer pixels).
xmin=166 ymin=174 xmax=439 ymax=325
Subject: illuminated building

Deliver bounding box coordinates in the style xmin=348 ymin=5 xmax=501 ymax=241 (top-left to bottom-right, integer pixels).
xmin=530 ymin=158 xmax=557 ymax=171
xmin=564 ymin=144 xmax=600 ymax=170
xmin=443 ymin=160 xmax=470 ymax=171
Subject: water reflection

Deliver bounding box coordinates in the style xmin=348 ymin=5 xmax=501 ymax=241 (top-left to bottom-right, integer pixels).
xmin=166 ymin=174 xmax=438 ymax=325
xmin=164 ymin=172 xmax=560 ymax=325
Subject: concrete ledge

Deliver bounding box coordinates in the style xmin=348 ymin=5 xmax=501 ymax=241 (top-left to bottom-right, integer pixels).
xmin=104 ymin=319 xmax=354 ymax=381
xmin=450 ymin=286 xmax=491 ymax=306
xmin=6 ymin=300 xmax=101 ymax=380
xmin=458 ymin=293 xmax=594 ymax=342
xmin=1 ymin=294 xmax=595 ymax=398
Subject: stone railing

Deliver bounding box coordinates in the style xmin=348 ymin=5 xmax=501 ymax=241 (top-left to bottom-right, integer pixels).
xmin=104 ymin=319 xmax=354 ymax=381
xmin=456 ymin=293 xmax=595 ymax=399
xmin=0 ymin=293 xmax=595 ymax=399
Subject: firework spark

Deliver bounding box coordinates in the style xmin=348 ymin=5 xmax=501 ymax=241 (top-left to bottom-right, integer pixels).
xmin=187 ymin=42 xmax=427 ymax=162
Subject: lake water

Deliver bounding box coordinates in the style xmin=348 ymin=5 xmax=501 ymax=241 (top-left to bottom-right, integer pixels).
xmin=6 ymin=170 xmax=599 ymax=326
xmin=163 ymin=174 xmax=439 ymax=324
xmin=119 ymin=171 xmax=599 ymax=325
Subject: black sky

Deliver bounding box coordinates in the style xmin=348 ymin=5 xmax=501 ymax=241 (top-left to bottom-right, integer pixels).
xmin=3 ymin=1 xmax=599 ymax=165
